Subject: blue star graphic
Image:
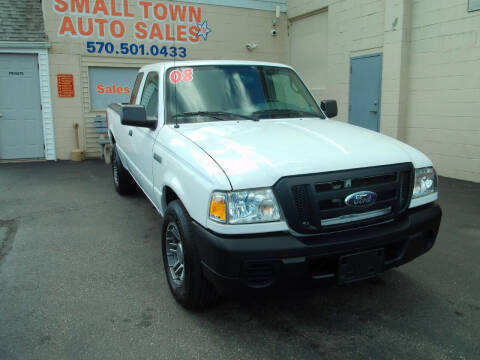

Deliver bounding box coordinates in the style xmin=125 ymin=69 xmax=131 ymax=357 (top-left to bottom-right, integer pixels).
xmin=196 ymin=20 xmax=212 ymax=40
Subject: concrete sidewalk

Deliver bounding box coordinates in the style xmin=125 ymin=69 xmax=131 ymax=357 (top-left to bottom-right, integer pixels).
xmin=0 ymin=160 xmax=479 ymax=359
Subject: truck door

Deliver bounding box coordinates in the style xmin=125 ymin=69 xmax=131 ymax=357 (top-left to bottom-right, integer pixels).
xmin=115 ymin=72 xmax=144 ymax=170
xmin=129 ymin=71 xmax=159 ymax=199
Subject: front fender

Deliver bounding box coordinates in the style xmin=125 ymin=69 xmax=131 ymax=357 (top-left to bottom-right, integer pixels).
xmin=153 ymin=126 xmax=231 ymax=226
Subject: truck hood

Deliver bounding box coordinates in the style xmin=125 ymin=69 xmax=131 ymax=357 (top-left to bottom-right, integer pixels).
xmin=175 ymin=118 xmax=432 ymax=190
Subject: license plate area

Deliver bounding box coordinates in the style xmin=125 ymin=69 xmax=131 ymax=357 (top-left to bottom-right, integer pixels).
xmin=338 ymin=248 xmax=385 ymax=284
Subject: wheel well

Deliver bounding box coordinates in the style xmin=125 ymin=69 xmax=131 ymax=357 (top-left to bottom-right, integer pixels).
xmin=164 ymin=186 xmax=179 ymax=206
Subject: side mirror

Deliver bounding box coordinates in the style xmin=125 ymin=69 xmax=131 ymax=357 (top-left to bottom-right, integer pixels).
xmin=320 ymin=100 xmax=338 ymax=118
xmin=120 ymin=105 xmax=157 ymax=129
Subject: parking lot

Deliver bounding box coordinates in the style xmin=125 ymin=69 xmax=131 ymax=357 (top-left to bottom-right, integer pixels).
xmin=0 ymin=160 xmax=479 ymax=359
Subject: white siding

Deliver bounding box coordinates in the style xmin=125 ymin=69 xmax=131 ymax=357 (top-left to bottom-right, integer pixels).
xmin=38 ymin=49 xmax=56 ymax=160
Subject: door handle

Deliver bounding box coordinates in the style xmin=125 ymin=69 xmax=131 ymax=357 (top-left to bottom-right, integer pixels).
xmin=0 ymin=113 xmax=3 ymax=118
xmin=128 ymin=129 xmax=133 ymax=136
xmin=370 ymin=101 xmax=379 ymax=113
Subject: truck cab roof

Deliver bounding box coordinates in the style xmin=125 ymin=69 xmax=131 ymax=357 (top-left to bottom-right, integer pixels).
xmin=139 ymin=60 xmax=293 ymax=73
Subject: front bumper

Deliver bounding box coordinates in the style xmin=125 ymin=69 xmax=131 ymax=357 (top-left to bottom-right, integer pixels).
xmin=194 ymin=203 xmax=442 ymax=296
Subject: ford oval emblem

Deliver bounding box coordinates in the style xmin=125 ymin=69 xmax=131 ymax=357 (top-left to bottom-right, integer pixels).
xmin=344 ymin=191 xmax=377 ymax=207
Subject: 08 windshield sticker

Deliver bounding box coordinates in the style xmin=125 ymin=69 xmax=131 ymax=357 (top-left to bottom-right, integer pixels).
xmin=169 ymin=68 xmax=193 ymax=84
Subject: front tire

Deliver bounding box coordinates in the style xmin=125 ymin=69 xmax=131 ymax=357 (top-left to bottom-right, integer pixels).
xmin=162 ymin=200 xmax=218 ymax=309
xmin=111 ymin=144 xmax=136 ymax=195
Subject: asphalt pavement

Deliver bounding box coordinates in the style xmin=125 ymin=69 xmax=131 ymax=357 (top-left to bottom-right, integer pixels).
xmin=0 ymin=160 xmax=479 ymax=359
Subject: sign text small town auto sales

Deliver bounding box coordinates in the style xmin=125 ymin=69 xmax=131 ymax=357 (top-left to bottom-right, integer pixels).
xmin=53 ymin=0 xmax=210 ymax=43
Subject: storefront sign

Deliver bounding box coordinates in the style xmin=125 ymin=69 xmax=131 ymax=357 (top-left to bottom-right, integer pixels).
xmin=57 ymin=74 xmax=75 ymax=97
xmin=52 ymin=0 xmax=212 ymax=59
xmin=88 ymin=67 xmax=138 ymax=110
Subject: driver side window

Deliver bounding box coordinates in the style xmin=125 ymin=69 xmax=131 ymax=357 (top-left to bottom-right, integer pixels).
xmin=268 ymin=71 xmax=311 ymax=111
xmin=140 ymin=72 xmax=159 ymax=120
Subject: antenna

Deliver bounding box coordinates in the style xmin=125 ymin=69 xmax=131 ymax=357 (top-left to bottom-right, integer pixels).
xmin=173 ymin=0 xmax=179 ymax=129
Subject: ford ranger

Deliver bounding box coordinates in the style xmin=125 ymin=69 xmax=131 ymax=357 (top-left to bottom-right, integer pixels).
xmin=107 ymin=60 xmax=442 ymax=309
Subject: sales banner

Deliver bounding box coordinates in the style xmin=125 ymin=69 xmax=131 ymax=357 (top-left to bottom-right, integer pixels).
xmin=51 ymin=0 xmax=212 ymax=59
xmin=88 ymin=67 xmax=139 ymax=109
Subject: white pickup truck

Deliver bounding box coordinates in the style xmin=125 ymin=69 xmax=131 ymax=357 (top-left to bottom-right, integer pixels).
xmin=107 ymin=60 xmax=441 ymax=309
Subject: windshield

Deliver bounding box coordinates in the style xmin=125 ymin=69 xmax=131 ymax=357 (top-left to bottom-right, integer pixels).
xmin=166 ymin=65 xmax=324 ymax=124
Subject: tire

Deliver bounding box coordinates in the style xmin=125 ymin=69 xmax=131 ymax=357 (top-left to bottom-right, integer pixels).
xmin=111 ymin=144 xmax=136 ymax=195
xmin=162 ymin=200 xmax=218 ymax=309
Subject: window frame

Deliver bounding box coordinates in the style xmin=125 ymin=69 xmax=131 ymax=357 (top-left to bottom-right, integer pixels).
xmin=129 ymin=72 xmax=144 ymax=105
xmin=140 ymin=71 xmax=159 ymax=121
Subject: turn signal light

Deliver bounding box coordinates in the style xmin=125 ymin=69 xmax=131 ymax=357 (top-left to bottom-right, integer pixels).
xmin=209 ymin=194 xmax=226 ymax=222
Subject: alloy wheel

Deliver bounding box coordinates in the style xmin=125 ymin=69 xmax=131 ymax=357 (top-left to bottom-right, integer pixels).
xmin=165 ymin=222 xmax=185 ymax=286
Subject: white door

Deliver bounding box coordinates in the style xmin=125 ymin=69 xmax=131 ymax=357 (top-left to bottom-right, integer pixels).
xmin=0 ymin=54 xmax=44 ymax=159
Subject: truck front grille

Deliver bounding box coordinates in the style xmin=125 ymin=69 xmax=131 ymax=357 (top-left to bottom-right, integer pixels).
xmin=273 ymin=163 xmax=414 ymax=234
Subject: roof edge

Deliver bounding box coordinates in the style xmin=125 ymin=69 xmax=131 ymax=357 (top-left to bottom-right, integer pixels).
xmin=141 ymin=60 xmax=293 ymax=72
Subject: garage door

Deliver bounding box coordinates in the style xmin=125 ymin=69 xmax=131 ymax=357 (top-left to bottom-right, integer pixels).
xmin=0 ymin=54 xmax=44 ymax=159
xmin=289 ymin=10 xmax=328 ymax=101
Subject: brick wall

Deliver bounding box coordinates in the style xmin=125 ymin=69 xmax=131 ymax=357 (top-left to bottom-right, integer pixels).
xmin=404 ymin=0 xmax=480 ymax=182
xmin=288 ymin=0 xmax=385 ymax=123
xmin=287 ymin=0 xmax=480 ymax=182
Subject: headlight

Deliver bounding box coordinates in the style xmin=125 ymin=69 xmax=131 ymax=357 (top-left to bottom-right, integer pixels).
xmin=209 ymin=188 xmax=282 ymax=224
xmin=412 ymin=167 xmax=437 ymax=199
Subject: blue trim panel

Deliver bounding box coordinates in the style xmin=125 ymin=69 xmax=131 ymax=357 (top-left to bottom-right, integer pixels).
xmin=468 ymin=0 xmax=480 ymax=12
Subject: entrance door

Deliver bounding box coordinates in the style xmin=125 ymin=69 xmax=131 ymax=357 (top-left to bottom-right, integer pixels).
xmin=349 ymin=53 xmax=382 ymax=131
xmin=0 ymin=54 xmax=44 ymax=159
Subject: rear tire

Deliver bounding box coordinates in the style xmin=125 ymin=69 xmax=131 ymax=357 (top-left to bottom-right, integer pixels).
xmin=162 ymin=200 xmax=218 ymax=309
xmin=111 ymin=144 xmax=136 ymax=195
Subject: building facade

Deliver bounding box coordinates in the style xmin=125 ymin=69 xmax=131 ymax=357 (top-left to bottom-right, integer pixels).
xmin=41 ymin=0 xmax=288 ymax=161
xmin=0 ymin=0 xmax=479 ymax=182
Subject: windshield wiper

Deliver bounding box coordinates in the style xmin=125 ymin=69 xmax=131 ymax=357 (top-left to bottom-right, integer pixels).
xmin=251 ymin=109 xmax=322 ymax=119
xmin=173 ymin=111 xmax=256 ymax=121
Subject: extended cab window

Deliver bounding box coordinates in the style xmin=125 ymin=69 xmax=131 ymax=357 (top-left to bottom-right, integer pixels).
xmin=140 ymin=72 xmax=159 ymax=120
xmin=166 ymin=65 xmax=323 ymax=124
xmin=129 ymin=72 xmax=144 ymax=104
